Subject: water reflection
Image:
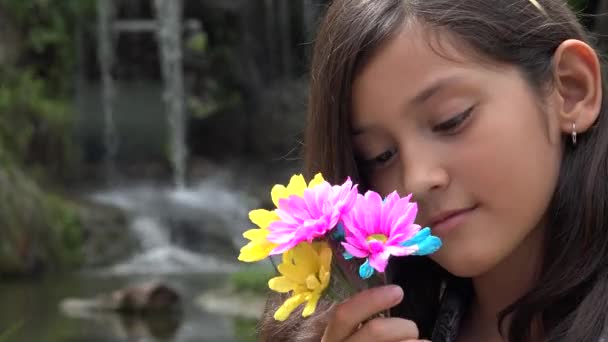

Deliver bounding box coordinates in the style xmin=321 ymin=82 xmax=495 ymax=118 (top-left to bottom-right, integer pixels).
xmin=0 ymin=272 xmax=257 ymax=341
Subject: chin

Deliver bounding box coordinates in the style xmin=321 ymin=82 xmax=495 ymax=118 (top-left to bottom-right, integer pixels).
xmin=430 ymin=246 xmax=501 ymax=278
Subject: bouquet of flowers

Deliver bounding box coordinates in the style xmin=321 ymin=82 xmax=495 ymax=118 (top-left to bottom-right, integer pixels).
xmin=237 ymin=173 xmax=442 ymax=321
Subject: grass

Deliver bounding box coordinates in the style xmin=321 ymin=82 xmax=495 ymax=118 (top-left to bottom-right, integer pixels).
xmin=230 ymin=263 xmax=276 ymax=294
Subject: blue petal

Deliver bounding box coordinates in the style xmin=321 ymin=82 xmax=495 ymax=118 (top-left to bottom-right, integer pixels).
xmin=401 ymin=227 xmax=431 ymax=247
xmin=359 ymin=258 xmax=375 ymax=279
xmin=343 ymin=251 xmax=354 ymax=260
xmin=331 ymin=222 xmax=346 ymax=241
xmin=413 ymin=236 xmax=443 ymax=256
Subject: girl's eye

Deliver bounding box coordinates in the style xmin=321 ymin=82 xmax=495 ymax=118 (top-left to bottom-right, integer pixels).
xmin=362 ymin=148 xmax=397 ymax=168
xmin=432 ymin=106 xmax=475 ymax=134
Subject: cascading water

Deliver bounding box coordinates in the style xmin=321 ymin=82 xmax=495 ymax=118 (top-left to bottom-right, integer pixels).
xmin=96 ymin=0 xmax=119 ymax=184
xmin=90 ymin=170 xmax=256 ymax=275
xmin=154 ymin=0 xmax=188 ymax=189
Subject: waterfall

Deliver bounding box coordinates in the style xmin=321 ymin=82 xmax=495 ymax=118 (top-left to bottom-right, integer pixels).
xmin=96 ymin=0 xmax=119 ymax=184
xmin=154 ymin=0 xmax=188 ymax=189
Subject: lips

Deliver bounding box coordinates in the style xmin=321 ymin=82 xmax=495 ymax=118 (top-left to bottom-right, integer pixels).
xmin=427 ymin=206 xmax=477 ymax=228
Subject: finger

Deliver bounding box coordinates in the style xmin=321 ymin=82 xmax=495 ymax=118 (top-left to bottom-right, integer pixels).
xmin=321 ymin=285 xmax=403 ymax=342
xmin=347 ymin=317 xmax=419 ymax=342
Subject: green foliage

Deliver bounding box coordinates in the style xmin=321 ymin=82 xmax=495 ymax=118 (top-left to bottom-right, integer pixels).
xmin=230 ymin=264 xmax=276 ymax=294
xmin=186 ymin=32 xmax=209 ymax=54
xmin=0 ymin=69 xmax=76 ymax=175
xmin=0 ymin=164 xmax=84 ymax=275
xmin=0 ymin=320 xmax=24 ymax=341
xmin=0 ymin=0 xmax=95 ymax=176
xmin=233 ymin=317 xmax=259 ymax=342
xmin=189 ymin=92 xmax=242 ymax=119
xmin=2 ymin=0 xmax=95 ymax=93
xmin=44 ymin=194 xmax=84 ymax=268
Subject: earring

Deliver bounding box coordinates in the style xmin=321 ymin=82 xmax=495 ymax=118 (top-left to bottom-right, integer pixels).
xmin=572 ymin=122 xmax=577 ymax=146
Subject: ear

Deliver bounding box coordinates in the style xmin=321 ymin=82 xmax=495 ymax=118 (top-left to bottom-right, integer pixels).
xmin=552 ymin=39 xmax=602 ymax=134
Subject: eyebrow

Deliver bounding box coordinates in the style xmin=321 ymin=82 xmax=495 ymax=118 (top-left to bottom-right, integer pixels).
xmin=352 ymin=75 xmax=465 ymax=136
xmin=411 ymin=75 xmax=465 ymax=105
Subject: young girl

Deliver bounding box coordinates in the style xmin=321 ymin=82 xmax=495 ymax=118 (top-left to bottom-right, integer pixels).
xmin=259 ymin=0 xmax=608 ymax=341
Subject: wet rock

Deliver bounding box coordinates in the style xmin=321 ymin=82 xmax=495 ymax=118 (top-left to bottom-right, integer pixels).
xmin=77 ymin=200 xmax=136 ymax=268
xmin=61 ymin=281 xmax=181 ymax=314
xmin=60 ymin=281 xmax=182 ymax=339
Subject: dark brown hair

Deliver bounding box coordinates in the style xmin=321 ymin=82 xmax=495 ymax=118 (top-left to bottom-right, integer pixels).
xmin=259 ymin=0 xmax=608 ymax=341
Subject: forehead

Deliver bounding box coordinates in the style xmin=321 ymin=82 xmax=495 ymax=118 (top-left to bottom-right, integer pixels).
xmin=351 ymin=24 xmax=495 ymax=121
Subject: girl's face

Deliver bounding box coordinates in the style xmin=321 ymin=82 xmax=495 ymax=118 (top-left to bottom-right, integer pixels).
xmin=351 ymin=26 xmax=563 ymax=277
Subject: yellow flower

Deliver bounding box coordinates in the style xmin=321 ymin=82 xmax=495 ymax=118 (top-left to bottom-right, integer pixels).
xmin=238 ymin=209 xmax=279 ymax=262
xmin=238 ymin=173 xmax=325 ymax=262
xmin=271 ymin=173 xmax=325 ymax=207
xmin=268 ymin=241 xmax=332 ymax=321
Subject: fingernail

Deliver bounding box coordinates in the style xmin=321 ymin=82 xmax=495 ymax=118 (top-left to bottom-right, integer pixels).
xmin=387 ymin=285 xmax=403 ymax=303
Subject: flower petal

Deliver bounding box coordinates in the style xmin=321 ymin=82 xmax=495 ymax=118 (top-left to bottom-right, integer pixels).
xmin=305 ymin=274 xmax=321 ymax=290
xmin=294 ymin=243 xmax=320 ymax=275
xmin=238 ymin=239 xmax=276 ymax=262
xmin=242 ymin=228 xmax=267 ymax=241
xmin=392 ymin=202 xmax=418 ymax=236
xmin=271 ymin=184 xmax=289 ymax=207
xmin=342 ymin=240 xmax=368 ymax=258
xmin=365 ymin=191 xmax=383 ymax=233
xmin=302 ymin=293 xmax=321 ymax=317
xmin=270 ymin=241 xmax=298 ymax=255
xmin=381 ymin=192 xmax=399 ymax=228
xmin=413 ymin=236 xmax=443 ymax=256
xmin=307 ymin=173 xmax=325 ymax=189
xmin=368 ymin=252 xmax=389 ymax=273
xmin=384 ymin=244 xmax=418 ymax=257
xmin=286 ymin=174 xmax=307 ymax=197
xmin=269 ymin=276 xmax=297 ymax=293
xmin=249 ymin=209 xmax=279 ymax=229
xmin=279 ymin=195 xmax=311 ymax=222
xmin=274 ymin=293 xmax=308 ymax=321
xmin=400 ymin=227 xmax=431 ymax=247
xmin=359 ymin=258 xmax=375 ymax=279
xmin=277 ymin=259 xmax=307 ymax=283
xmin=318 ymin=243 xmax=332 ymax=270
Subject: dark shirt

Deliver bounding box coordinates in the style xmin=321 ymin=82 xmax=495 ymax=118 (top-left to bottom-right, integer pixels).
xmin=431 ymin=281 xmax=471 ymax=342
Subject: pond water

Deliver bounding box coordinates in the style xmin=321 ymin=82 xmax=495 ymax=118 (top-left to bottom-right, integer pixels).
xmin=0 ymin=172 xmax=269 ymax=342
xmin=0 ymin=272 xmax=258 ymax=342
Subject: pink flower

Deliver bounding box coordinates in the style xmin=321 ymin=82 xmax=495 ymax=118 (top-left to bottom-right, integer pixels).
xmin=341 ymin=191 xmax=421 ymax=276
xmin=267 ymin=178 xmax=358 ymax=254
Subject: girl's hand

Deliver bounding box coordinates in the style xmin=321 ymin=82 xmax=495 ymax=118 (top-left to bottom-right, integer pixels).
xmin=321 ymin=285 xmax=429 ymax=342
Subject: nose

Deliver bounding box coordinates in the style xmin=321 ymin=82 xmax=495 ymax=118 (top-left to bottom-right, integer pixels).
xmin=399 ymin=145 xmax=449 ymax=200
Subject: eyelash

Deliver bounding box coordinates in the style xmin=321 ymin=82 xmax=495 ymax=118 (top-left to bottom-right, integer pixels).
xmin=360 ymin=106 xmax=475 ymax=170
xmin=432 ymin=106 xmax=475 ymax=134
xmin=361 ymin=148 xmax=397 ymax=169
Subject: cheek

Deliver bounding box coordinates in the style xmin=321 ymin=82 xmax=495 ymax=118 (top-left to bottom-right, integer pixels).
xmin=432 ymin=103 xmax=562 ymax=277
